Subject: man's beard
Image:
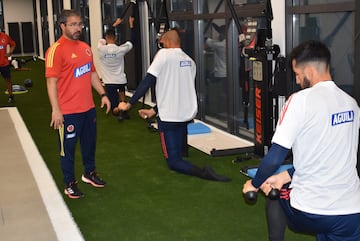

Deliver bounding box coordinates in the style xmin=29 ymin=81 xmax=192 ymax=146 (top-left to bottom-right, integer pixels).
xmin=67 ymin=31 xmax=81 ymax=40
xmin=302 ymin=76 xmax=311 ymax=89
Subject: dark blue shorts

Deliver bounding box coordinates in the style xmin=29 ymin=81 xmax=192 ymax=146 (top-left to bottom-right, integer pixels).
xmin=0 ymin=65 xmax=11 ymax=79
xmin=104 ymin=84 xmax=126 ymax=110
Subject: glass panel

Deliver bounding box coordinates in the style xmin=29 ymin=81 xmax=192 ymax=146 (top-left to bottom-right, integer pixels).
xmin=102 ymin=0 xmax=115 ymax=29
xmin=101 ymin=0 xmax=126 ymax=43
xmin=204 ymin=19 xmax=228 ymax=125
xmin=234 ymin=0 xmax=267 ymax=4
xmin=200 ymin=15 xmax=261 ymax=135
xmin=169 ymin=0 xmax=193 ymax=12
xmin=52 ymin=0 xmax=63 ymax=40
xmin=170 ymin=20 xmax=194 ymax=58
xmin=296 ymin=0 xmax=354 ymax=5
xmin=201 ymin=0 xmax=225 ymax=14
xmin=292 ymin=12 xmax=354 ymax=94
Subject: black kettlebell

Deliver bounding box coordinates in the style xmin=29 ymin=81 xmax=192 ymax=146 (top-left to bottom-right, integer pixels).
xmin=245 ymin=188 xmax=280 ymax=203
xmin=245 ymin=191 xmax=258 ymax=202
xmin=268 ymin=188 xmax=280 ymax=200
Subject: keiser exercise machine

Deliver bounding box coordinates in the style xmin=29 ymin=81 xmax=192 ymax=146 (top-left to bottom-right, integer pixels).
xmin=226 ymin=0 xmax=289 ymax=157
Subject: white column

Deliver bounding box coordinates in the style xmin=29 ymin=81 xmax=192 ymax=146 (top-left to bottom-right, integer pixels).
xmin=88 ymin=0 xmax=103 ymax=76
xmin=271 ymin=0 xmax=286 ymax=55
xmin=63 ymin=0 xmax=71 ymax=9
xmin=35 ymin=0 xmax=44 ymax=58
xmin=47 ymin=0 xmax=55 ymax=45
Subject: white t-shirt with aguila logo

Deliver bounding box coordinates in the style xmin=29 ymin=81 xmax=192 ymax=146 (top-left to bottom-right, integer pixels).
xmin=272 ymin=80 xmax=360 ymax=215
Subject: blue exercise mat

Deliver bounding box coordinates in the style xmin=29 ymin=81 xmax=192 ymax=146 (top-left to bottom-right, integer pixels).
xmin=247 ymin=164 xmax=293 ymax=178
xmin=187 ymin=122 xmax=211 ymax=135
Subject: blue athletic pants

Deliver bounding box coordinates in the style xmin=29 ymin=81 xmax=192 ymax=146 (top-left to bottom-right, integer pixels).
xmin=157 ymin=119 xmax=193 ymax=174
xmin=58 ymin=108 xmax=97 ymax=184
xmin=279 ymin=188 xmax=360 ymax=241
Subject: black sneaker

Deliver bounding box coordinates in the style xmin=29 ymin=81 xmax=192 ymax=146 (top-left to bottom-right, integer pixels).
xmin=8 ymin=95 xmax=14 ymax=103
xmin=123 ymin=111 xmax=130 ymax=119
xmin=64 ymin=182 xmax=84 ymax=199
xmin=81 ymin=171 xmax=106 ymax=187
xmin=202 ymin=166 xmax=231 ymax=182
xmin=117 ymin=111 xmax=125 ymax=121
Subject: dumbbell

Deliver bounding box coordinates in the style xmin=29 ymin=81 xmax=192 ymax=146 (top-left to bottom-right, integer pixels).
xmin=244 ymin=188 xmax=280 ymax=202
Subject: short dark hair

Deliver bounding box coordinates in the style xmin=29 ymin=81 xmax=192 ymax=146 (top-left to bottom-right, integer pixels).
xmin=290 ymin=40 xmax=331 ymax=67
xmin=58 ymin=9 xmax=81 ymax=26
xmin=105 ymin=28 xmax=116 ymax=38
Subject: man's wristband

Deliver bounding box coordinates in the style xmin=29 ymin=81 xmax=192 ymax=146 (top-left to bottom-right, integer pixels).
xmin=100 ymin=93 xmax=107 ymax=98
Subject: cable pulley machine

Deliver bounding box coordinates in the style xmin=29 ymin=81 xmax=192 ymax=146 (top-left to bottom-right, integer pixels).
xmin=226 ymin=0 xmax=288 ymax=156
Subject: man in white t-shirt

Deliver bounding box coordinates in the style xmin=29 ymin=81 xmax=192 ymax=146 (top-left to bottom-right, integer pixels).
xmin=97 ymin=17 xmax=134 ymax=120
xmin=118 ymin=29 xmax=230 ymax=182
xmin=205 ymin=24 xmax=227 ymax=80
xmin=205 ymin=24 xmax=227 ymax=114
xmin=243 ymin=40 xmax=360 ymax=240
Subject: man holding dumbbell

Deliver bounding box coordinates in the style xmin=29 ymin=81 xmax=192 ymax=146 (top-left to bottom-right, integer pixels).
xmin=243 ymin=40 xmax=360 ymax=240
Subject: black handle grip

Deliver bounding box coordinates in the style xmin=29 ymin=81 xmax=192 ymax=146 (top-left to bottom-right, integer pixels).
xmin=244 ymin=191 xmax=258 ymax=202
xmin=244 ymin=188 xmax=280 ymax=203
xmin=268 ymin=188 xmax=280 ymax=200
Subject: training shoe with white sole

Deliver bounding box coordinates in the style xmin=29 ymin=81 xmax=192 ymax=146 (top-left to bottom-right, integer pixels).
xmin=64 ymin=182 xmax=84 ymax=199
xmin=81 ymin=171 xmax=106 ymax=187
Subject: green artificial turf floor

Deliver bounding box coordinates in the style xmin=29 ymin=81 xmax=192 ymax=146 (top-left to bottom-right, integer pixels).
xmin=0 ymin=58 xmax=315 ymax=241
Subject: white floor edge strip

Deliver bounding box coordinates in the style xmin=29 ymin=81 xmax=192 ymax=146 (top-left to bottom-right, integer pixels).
xmin=7 ymin=107 xmax=85 ymax=241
